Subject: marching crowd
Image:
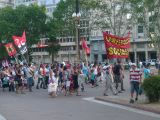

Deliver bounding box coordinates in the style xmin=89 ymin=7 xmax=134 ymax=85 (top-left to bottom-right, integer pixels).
xmin=0 ymin=60 xmax=153 ymax=103
xmin=0 ymin=61 xmax=125 ymax=96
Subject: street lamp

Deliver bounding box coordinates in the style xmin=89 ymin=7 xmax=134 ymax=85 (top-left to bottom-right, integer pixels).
xmin=72 ymin=0 xmax=81 ymax=63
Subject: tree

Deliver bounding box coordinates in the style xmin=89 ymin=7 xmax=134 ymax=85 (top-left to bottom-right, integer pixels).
xmin=0 ymin=5 xmax=48 ymax=61
xmin=129 ymin=0 xmax=160 ymax=62
xmin=46 ymin=35 xmax=60 ymax=63
xmin=47 ymin=0 xmax=76 ymax=62
xmin=49 ymin=0 xmax=75 ymax=37
xmin=82 ymin=0 xmax=134 ymax=37
xmin=48 ymin=0 xmax=93 ymax=62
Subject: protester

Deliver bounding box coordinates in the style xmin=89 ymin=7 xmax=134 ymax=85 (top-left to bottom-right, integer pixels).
xmin=73 ymin=66 xmax=81 ymax=96
xmin=103 ymin=63 xmax=117 ymax=96
xmin=129 ymin=63 xmax=142 ymax=103
xmin=90 ymin=69 xmax=95 ymax=88
xmin=45 ymin=64 xmax=50 ymax=88
xmin=113 ymin=61 xmax=125 ymax=93
xmin=82 ymin=63 xmax=89 ymax=84
xmin=62 ymin=66 xmax=70 ymax=96
xmin=2 ymin=67 xmax=10 ymax=91
xmin=48 ymin=66 xmax=58 ymax=97
xmin=26 ymin=64 xmax=34 ymax=92
xmin=36 ymin=64 xmax=46 ymax=89
xmin=143 ymin=63 xmax=152 ymax=79
xmin=15 ymin=64 xmax=25 ymax=94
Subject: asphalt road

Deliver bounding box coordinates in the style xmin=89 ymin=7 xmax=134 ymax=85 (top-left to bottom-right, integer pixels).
xmin=0 ymin=70 xmax=159 ymax=120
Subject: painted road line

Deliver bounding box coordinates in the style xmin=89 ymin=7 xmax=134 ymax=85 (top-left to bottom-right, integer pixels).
xmin=83 ymin=97 xmax=160 ymax=119
xmin=0 ymin=114 xmax=6 ymax=120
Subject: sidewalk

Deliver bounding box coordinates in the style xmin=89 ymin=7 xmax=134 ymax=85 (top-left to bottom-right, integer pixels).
xmin=95 ymin=68 xmax=160 ymax=114
xmin=95 ymin=93 xmax=160 ymax=114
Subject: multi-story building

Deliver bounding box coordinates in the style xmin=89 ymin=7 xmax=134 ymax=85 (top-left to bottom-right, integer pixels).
xmin=14 ymin=0 xmax=37 ymax=6
xmin=14 ymin=0 xmax=58 ymax=17
xmin=0 ymin=0 xmax=14 ymax=8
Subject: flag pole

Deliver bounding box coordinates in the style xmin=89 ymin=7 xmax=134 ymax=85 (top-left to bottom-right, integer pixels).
xmin=82 ymin=48 xmax=88 ymax=67
xmin=14 ymin=55 xmax=18 ymax=64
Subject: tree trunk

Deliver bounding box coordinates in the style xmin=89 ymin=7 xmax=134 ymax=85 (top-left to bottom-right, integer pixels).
xmin=51 ymin=53 xmax=55 ymax=64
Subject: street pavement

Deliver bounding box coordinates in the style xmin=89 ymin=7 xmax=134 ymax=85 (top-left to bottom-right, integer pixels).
xmin=0 ymin=70 xmax=160 ymax=120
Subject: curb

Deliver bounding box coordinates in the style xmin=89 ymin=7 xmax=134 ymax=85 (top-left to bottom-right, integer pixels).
xmin=0 ymin=115 xmax=6 ymax=120
xmin=95 ymin=97 xmax=160 ymax=114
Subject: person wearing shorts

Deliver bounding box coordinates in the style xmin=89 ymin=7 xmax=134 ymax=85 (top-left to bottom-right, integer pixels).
xmin=129 ymin=63 xmax=142 ymax=103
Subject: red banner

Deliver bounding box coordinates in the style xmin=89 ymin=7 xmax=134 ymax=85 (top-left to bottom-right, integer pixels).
xmin=12 ymin=31 xmax=26 ymax=48
xmin=81 ymin=39 xmax=90 ymax=54
xmin=5 ymin=43 xmax=17 ymax=56
xmin=103 ymin=32 xmax=130 ymax=59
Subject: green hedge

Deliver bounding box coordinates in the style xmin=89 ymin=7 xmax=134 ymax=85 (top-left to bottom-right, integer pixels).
xmin=142 ymin=76 xmax=160 ymax=103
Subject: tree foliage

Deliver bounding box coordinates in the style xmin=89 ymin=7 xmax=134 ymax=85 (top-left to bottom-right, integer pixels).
xmin=0 ymin=5 xmax=47 ymax=45
xmin=129 ymin=0 xmax=160 ymax=58
xmin=49 ymin=0 xmax=75 ymax=37
xmin=0 ymin=5 xmax=48 ymax=60
xmin=84 ymin=0 xmax=134 ymax=36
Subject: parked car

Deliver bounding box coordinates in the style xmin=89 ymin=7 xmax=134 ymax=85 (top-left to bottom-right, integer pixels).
xmin=148 ymin=59 xmax=156 ymax=66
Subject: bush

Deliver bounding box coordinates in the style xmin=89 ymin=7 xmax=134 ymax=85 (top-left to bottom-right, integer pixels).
xmin=142 ymin=76 xmax=160 ymax=103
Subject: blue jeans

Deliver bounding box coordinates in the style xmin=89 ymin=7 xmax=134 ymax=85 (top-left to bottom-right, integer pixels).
xmin=27 ymin=77 xmax=33 ymax=91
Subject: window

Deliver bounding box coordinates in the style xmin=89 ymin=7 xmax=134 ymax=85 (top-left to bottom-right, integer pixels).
xmin=102 ymin=43 xmax=106 ymax=51
xmin=149 ymin=25 xmax=155 ymax=33
xmin=138 ymin=26 xmax=143 ymax=33
xmin=136 ymin=43 xmax=144 ymax=48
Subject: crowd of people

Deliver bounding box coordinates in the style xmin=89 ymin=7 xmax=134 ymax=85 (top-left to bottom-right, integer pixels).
xmin=0 ymin=61 xmax=126 ymax=97
xmin=0 ymin=60 xmax=153 ymax=103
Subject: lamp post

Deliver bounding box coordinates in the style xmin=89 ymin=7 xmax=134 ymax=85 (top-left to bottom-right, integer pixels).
xmin=72 ymin=0 xmax=81 ymax=63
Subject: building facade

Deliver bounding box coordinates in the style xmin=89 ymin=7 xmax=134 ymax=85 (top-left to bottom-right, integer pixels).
xmin=0 ymin=0 xmax=14 ymax=8
xmin=14 ymin=0 xmax=37 ymax=6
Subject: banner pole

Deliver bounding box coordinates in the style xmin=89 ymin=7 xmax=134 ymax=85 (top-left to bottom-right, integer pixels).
xmin=82 ymin=48 xmax=88 ymax=67
xmin=14 ymin=55 xmax=18 ymax=64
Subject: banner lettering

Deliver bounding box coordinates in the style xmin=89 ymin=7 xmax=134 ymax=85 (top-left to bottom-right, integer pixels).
xmin=103 ymin=32 xmax=130 ymax=59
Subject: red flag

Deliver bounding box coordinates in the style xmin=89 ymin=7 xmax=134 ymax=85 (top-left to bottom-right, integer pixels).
xmin=85 ymin=47 xmax=90 ymax=54
xmin=22 ymin=31 xmax=26 ymax=43
xmin=81 ymin=39 xmax=90 ymax=54
xmin=4 ymin=43 xmax=17 ymax=56
xmin=82 ymin=39 xmax=88 ymax=49
xmin=12 ymin=31 xmax=26 ymax=48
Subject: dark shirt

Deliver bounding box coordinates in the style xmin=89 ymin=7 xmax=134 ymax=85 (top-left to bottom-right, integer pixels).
xmin=113 ymin=64 xmax=122 ymax=76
